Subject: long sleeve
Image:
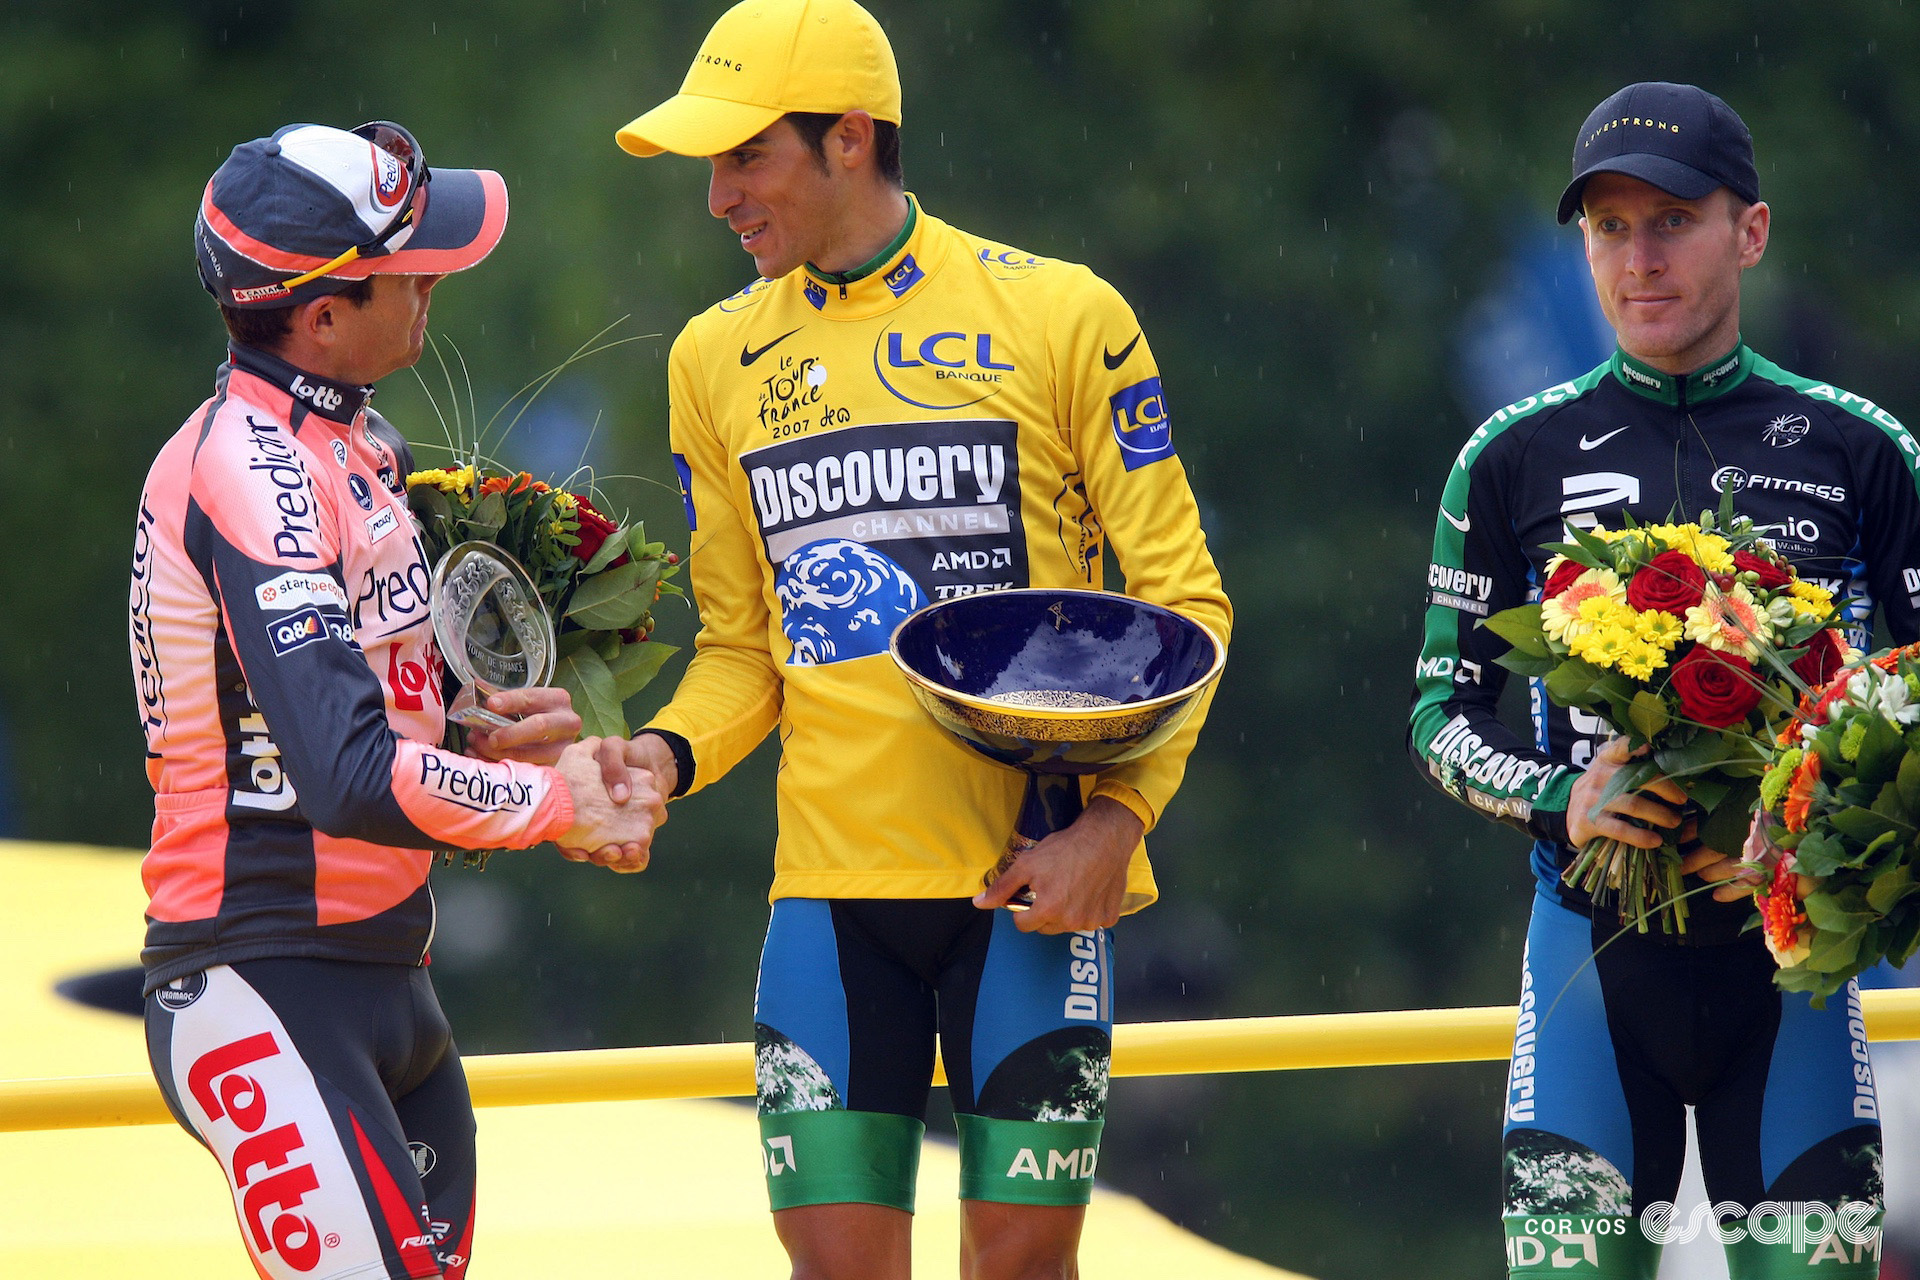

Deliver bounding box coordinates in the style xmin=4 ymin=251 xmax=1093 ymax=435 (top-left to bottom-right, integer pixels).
xmin=642 ymin=326 xmax=784 ymax=792
xmin=1406 ymin=427 xmax=1575 ymax=843
xmin=1052 ymin=270 xmax=1232 ymax=831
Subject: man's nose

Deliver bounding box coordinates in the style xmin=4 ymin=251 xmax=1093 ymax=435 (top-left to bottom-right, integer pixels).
xmin=708 ymin=164 xmax=738 ymax=221
xmin=1626 ymin=226 xmax=1663 ymax=277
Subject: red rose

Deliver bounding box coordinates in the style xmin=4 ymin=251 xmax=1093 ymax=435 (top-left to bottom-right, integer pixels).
xmin=1626 ymin=550 xmax=1707 ymax=615
xmin=1733 ymin=550 xmax=1792 ymax=591
xmin=1543 ymin=559 xmax=1586 ymax=600
xmin=1790 ymin=628 xmax=1846 ymax=689
xmin=570 ymin=496 xmax=629 ymax=567
xmin=1669 ymin=646 xmax=1765 ymax=728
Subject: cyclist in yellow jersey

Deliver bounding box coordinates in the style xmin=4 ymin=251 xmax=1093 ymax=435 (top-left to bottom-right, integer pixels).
xmin=612 ymin=2 xmax=1230 ymax=1275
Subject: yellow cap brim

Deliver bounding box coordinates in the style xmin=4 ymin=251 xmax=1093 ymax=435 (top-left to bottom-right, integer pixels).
xmin=615 ymin=94 xmax=785 ymax=159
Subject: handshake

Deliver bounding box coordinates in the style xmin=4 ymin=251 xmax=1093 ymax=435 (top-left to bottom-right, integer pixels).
xmin=465 ymin=687 xmax=671 ymax=873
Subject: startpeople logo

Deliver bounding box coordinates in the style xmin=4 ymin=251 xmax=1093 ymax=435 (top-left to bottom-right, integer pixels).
xmin=1639 ymin=1200 xmax=1879 ymax=1263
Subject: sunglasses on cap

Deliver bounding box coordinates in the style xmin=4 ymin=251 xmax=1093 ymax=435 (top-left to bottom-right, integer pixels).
xmin=278 ymin=121 xmax=431 ymax=292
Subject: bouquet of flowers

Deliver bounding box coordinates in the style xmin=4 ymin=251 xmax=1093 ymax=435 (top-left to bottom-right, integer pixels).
xmin=1483 ymin=507 xmax=1848 ymax=933
xmin=1752 ymin=644 xmax=1920 ymax=1000
xmin=407 ymin=464 xmax=682 ymax=740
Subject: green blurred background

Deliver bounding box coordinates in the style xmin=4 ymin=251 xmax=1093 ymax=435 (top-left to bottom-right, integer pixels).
xmin=9 ymin=2 xmax=1920 ymax=1275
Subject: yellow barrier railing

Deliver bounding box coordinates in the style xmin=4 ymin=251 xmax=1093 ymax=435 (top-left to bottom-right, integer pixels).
xmin=8 ymin=989 xmax=1917 ymax=1135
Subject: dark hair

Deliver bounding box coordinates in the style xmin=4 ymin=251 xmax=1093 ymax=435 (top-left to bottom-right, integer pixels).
xmin=218 ymin=275 xmax=376 ymax=349
xmin=784 ymin=111 xmax=903 ymax=187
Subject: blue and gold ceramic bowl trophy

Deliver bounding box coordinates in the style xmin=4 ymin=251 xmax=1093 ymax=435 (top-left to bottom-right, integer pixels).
xmin=888 ymin=588 xmax=1224 ymax=909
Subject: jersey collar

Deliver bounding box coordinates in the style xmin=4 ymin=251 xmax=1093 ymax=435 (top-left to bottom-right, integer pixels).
xmin=793 ymin=194 xmax=945 ymax=320
xmin=1608 ymin=341 xmax=1752 ymax=410
xmin=229 ymin=342 xmax=372 ymax=425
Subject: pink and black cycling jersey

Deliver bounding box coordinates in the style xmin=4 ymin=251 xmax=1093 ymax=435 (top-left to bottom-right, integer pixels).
xmin=130 ymin=343 xmax=574 ymax=992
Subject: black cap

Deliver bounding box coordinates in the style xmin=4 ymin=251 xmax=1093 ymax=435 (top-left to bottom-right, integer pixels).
xmin=1556 ymin=82 xmax=1759 ymax=225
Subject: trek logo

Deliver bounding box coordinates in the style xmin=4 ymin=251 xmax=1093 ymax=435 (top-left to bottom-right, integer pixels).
xmin=1765 ymin=412 xmax=1812 ymax=448
xmin=764 ymin=1135 xmax=797 ymax=1176
xmin=419 ymin=755 xmax=537 ymax=813
xmin=1109 ymin=376 xmax=1174 ymax=471
xmin=882 ymin=253 xmax=925 ymax=298
xmin=188 ymin=1033 xmax=326 ymax=1272
xmin=233 ymin=709 xmax=297 ymax=812
xmin=1560 ymin=472 xmax=1640 ymax=528
xmin=255 ymin=571 xmax=348 ymax=614
xmin=288 ymin=375 xmax=343 ymax=415
xmin=875 ymin=330 xmax=1014 ymax=410
xmin=1711 ymin=465 xmax=1846 ymax=503
xmin=1007 ymin=1146 xmax=1098 ymax=1181
xmin=267 ymin=606 xmax=354 ymax=657
xmin=348 ymin=473 xmax=374 ymax=511
xmin=246 ymin=417 xmax=321 ymax=563
xmin=1064 ymin=931 xmax=1105 ymax=1021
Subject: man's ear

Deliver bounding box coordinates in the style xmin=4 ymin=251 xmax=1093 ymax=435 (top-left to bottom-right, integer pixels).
xmin=831 ymin=110 xmax=877 ymax=173
xmin=291 ymin=293 xmax=341 ymax=348
xmin=1737 ymin=200 xmax=1770 ymax=270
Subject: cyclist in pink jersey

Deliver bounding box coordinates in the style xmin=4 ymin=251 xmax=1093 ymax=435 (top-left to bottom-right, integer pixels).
xmin=132 ymin=121 xmax=664 ymax=1280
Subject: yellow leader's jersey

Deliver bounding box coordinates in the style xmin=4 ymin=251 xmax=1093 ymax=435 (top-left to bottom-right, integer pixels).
xmin=647 ymin=198 xmax=1231 ymax=906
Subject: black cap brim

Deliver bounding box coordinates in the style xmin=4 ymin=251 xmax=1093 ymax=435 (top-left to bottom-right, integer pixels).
xmin=1556 ymin=154 xmax=1723 ymax=224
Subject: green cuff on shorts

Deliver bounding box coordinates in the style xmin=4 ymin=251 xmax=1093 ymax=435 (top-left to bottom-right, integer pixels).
xmin=759 ymin=1109 xmax=924 ymax=1213
xmin=1721 ymin=1208 xmax=1883 ymax=1278
xmin=955 ymin=1115 xmax=1104 ymax=1207
xmin=1503 ymin=1215 xmax=1655 ymax=1278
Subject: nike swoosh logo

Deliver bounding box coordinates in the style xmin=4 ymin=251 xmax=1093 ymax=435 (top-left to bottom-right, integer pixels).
xmin=740 ymin=327 xmax=803 ymax=367
xmin=1102 ymin=333 xmax=1141 ymax=371
xmin=1579 ymin=426 xmax=1630 ymax=451
xmin=1439 ymin=508 xmax=1470 ymax=533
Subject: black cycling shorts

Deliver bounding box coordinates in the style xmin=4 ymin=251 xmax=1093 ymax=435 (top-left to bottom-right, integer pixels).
xmin=145 ymin=958 xmax=476 ymax=1280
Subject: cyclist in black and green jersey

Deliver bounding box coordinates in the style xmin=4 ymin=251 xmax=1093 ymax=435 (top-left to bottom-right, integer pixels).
xmin=1411 ymin=82 xmax=1920 ymax=1277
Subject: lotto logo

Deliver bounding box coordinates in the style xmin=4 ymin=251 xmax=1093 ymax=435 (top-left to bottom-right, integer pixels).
xmin=187 ymin=1033 xmax=326 ymax=1272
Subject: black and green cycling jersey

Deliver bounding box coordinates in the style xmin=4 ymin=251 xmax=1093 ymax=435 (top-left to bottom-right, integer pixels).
xmin=1408 ymin=341 xmax=1920 ymax=924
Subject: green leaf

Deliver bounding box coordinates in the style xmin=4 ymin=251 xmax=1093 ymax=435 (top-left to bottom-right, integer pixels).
xmin=1868 ymin=863 xmax=1920 ymax=914
xmin=1494 ymin=650 xmax=1558 ymax=678
xmin=1698 ymin=781 xmax=1759 ymax=857
xmin=1896 ymin=748 xmax=1920 ymax=817
xmin=1654 ymin=732 xmax=1734 ymax=778
xmin=1628 ymin=691 xmax=1669 ymax=740
xmin=1541 ymin=541 xmax=1605 ymax=570
xmin=463 ymin=492 xmax=507 ymax=535
xmin=581 ymin=525 xmax=632 ymax=574
xmin=1794 ymin=829 xmax=1852 ymax=877
xmin=1544 ymin=658 xmax=1605 ymax=707
xmin=565 ymin=561 xmax=650 ymax=629
xmin=606 ymin=639 xmax=680 ymax=703
xmin=1802 ymin=922 xmax=1866 ymax=975
xmin=1857 ymin=715 xmax=1905 ymax=786
xmin=1804 ymin=890 xmax=1877 ymax=936
xmin=1829 ymin=806 xmax=1901 ymax=846
xmin=1480 ymin=603 xmax=1551 ymax=657
xmin=553 ymin=647 xmax=626 ymax=739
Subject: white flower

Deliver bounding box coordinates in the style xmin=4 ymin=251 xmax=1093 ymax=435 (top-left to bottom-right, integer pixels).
xmin=1843 ymin=668 xmax=1920 ymax=726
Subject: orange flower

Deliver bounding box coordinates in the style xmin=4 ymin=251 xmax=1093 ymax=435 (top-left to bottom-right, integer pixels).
xmin=1783 ymin=752 xmax=1822 ymax=833
xmin=1758 ymin=859 xmax=1808 ymax=963
xmin=476 ymin=472 xmax=550 ymax=498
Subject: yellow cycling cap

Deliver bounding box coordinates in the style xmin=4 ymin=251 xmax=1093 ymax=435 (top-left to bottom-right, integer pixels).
xmin=616 ymin=0 xmax=901 ymax=158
